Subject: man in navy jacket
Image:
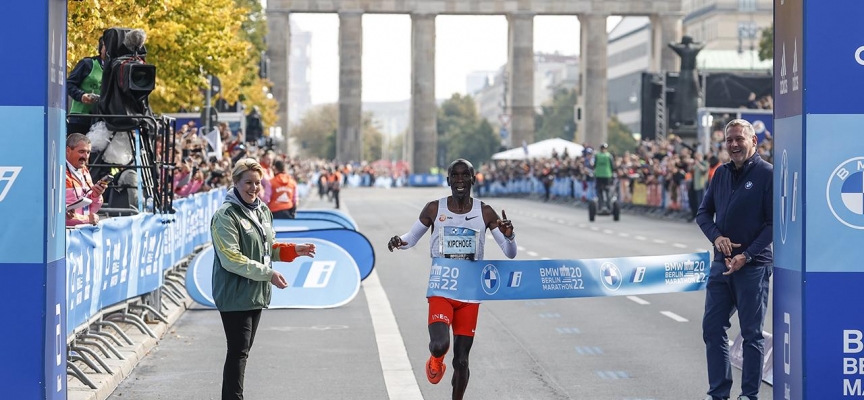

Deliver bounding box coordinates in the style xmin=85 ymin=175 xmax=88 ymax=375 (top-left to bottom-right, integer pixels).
xmin=696 ymin=119 xmax=772 ymax=400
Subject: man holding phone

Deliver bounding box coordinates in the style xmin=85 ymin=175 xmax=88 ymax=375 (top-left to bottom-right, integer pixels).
xmin=66 ymin=133 xmax=108 ymax=226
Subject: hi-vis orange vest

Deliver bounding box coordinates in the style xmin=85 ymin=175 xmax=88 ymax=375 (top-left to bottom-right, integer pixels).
xmin=268 ymin=173 xmax=297 ymax=212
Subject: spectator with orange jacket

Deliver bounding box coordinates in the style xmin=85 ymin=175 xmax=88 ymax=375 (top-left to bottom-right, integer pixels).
xmin=268 ymin=160 xmax=298 ymax=219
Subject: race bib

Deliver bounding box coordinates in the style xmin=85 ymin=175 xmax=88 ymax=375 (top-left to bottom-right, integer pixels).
xmin=440 ymin=226 xmax=477 ymax=260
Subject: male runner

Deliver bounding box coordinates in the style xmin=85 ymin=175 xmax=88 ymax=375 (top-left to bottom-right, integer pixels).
xmin=388 ymin=158 xmax=517 ymax=400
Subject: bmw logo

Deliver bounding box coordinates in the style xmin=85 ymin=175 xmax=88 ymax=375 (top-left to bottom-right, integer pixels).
xmin=826 ymin=157 xmax=864 ymax=229
xmin=481 ymin=264 xmax=500 ymax=295
xmin=600 ymin=262 xmax=623 ymax=291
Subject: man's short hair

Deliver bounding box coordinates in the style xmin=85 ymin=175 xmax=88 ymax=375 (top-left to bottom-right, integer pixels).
xmin=273 ymin=159 xmax=286 ymax=173
xmin=67 ymin=133 xmax=91 ymax=149
xmin=447 ymin=158 xmax=475 ymax=176
xmin=724 ymin=119 xmax=756 ymax=138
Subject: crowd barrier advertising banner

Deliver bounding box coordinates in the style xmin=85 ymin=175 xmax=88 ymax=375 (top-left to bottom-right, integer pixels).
xmin=273 ymin=218 xmax=346 ymax=232
xmin=0 ymin=1 xmax=66 ymax=398
xmin=187 ymin=238 xmax=361 ymax=309
xmin=276 ymin=229 xmax=375 ymax=280
xmin=66 ymin=215 xmax=168 ymax=337
xmin=295 ymin=209 xmax=358 ymax=230
xmin=426 ymin=253 xmax=710 ymax=300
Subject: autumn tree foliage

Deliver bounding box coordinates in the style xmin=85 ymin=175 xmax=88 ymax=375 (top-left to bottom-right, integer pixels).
xmin=67 ymin=0 xmax=278 ymax=127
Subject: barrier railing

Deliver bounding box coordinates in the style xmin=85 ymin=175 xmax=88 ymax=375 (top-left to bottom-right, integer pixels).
xmin=479 ymin=176 xmax=695 ymax=214
xmin=64 ymin=188 xmax=225 ymax=388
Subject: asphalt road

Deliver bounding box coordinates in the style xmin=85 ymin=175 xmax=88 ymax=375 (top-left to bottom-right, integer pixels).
xmin=109 ymin=187 xmax=773 ymax=400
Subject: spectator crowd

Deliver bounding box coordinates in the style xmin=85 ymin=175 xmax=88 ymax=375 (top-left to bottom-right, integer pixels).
xmin=477 ymin=119 xmax=774 ymax=220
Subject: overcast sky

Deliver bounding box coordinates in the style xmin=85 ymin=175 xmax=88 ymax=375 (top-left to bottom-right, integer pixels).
xmin=290 ymin=14 xmax=622 ymax=104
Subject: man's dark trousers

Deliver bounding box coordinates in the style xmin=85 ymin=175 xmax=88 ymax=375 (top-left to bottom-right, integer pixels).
xmin=702 ymin=261 xmax=771 ymax=399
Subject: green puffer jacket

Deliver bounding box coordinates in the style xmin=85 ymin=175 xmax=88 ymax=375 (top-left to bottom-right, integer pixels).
xmin=210 ymin=190 xmax=278 ymax=312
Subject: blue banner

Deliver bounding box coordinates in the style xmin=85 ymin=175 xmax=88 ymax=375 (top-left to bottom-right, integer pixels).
xmin=276 ymin=229 xmax=375 ymax=280
xmin=295 ymin=209 xmax=358 ymax=230
xmin=426 ymin=253 xmax=710 ymax=300
xmin=66 ymin=214 xmax=167 ymax=335
xmin=273 ymin=218 xmax=346 ymax=232
xmin=187 ymin=238 xmax=361 ymax=309
xmin=409 ymin=174 xmax=445 ymax=187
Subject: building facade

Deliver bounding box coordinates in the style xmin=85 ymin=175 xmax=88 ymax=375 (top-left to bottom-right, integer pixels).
xmin=607 ymin=0 xmax=773 ymax=134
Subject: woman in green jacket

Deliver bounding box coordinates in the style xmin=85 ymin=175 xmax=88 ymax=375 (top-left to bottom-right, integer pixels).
xmin=211 ymin=158 xmax=315 ymax=400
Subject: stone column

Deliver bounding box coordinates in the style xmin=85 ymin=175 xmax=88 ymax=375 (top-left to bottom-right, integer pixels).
xmin=578 ymin=13 xmax=608 ymax=147
xmin=266 ymin=11 xmax=290 ymax=153
xmin=411 ymin=13 xmax=436 ymax=174
xmin=338 ymin=11 xmax=363 ymax=164
xmin=650 ymin=13 xmax=683 ymax=73
xmin=508 ymin=12 xmax=535 ymax=148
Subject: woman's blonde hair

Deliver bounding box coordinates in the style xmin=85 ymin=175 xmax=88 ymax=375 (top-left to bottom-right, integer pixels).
xmin=231 ymin=158 xmax=264 ymax=183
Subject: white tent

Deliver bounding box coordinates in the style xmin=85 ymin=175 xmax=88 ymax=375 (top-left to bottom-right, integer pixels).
xmin=491 ymin=138 xmax=584 ymax=160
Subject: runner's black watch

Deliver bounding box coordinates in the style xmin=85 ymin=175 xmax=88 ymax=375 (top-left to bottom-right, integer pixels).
xmin=743 ymin=251 xmax=753 ymax=264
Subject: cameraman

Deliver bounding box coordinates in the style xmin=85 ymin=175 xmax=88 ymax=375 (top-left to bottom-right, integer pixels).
xmin=67 ymin=38 xmax=106 ymax=135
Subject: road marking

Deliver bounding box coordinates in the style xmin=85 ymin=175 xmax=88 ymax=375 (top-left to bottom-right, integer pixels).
xmin=626 ymin=296 xmax=650 ymax=305
xmin=696 ymin=248 xmax=709 ymax=252
xmin=348 ymin=199 xmax=422 ymax=400
xmin=672 ymin=243 xmax=687 ymax=249
xmin=517 ymin=245 xmax=526 ymax=251
xmin=652 ymin=239 xmax=667 ymax=244
xmin=364 ymin=270 xmax=423 ymax=399
xmin=590 ymin=227 xmax=600 ymax=231
xmin=541 ymin=257 xmax=550 ymax=260
xmin=527 ymin=251 xmax=539 ymax=257
xmin=660 ymin=311 xmax=688 ymax=322
xmin=538 ymin=313 xmax=561 ymax=318
xmin=575 ymin=346 xmax=604 ymax=355
xmin=634 ymin=235 xmax=647 ymax=241
xmin=556 ymin=327 xmax=581 ymax=334
xmin=603 ymin=229 xmax=614 ymax=234
xmin=618 ymin=232 xmax=630 ymax=237
xmin=557 ymin=219 xmax=566 ymax=224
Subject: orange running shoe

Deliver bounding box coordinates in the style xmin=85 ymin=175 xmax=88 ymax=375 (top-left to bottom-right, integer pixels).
xmin=425 ymin=355 xmax=446 ymax=384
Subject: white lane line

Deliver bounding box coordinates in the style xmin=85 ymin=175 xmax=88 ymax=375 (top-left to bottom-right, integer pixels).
xmin=626 ymin=296 xmax=650 ymax=305
xmin=618 ymin=232 xmax=630 ymax=237
xmin=660 ymin=311 xmax=689 ymax=322
xmin=672 ymin=243 xmax=688 ymax=249
xmin=634 ymin=235 xmax=647 ymax=241
xmin=590 ymin=227 xmax=600 ymax=231
xmin=652 ymin=239 xmax=667 ymax=244
xmin=541 ymin=257 xmax=551 ymax=260
xmin=363 ymin=270 xmax=424 ymax=400
xmin=517 ymin=246 xmax=527 ymax=251
xmin=527 ymin=251 xmax=539 ymax=257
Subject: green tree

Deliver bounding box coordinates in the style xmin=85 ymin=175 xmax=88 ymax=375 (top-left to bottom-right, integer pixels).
xmin=759 ymin=22 xmax=773 ymax=61
xmin=67 ymin=0 xmax=278 ymax=127
xmin=436 ymin=94 xmax=499 ymax=167
xmin=292 ymin=104 xmax=338 ymax=159
xmin=290 ymin=104 xmax=383 ymax=162
xmin=362 ymin=115 xmax=384 ymax=162
xmin=607 ymin=115 xmax=637 ymax=156
xmin=535 ymin=87 xmax=578 ymax=141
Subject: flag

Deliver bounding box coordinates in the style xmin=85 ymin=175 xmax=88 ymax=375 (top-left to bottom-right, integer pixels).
xmin=204 ymin=128 xmax=222 ymax=160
